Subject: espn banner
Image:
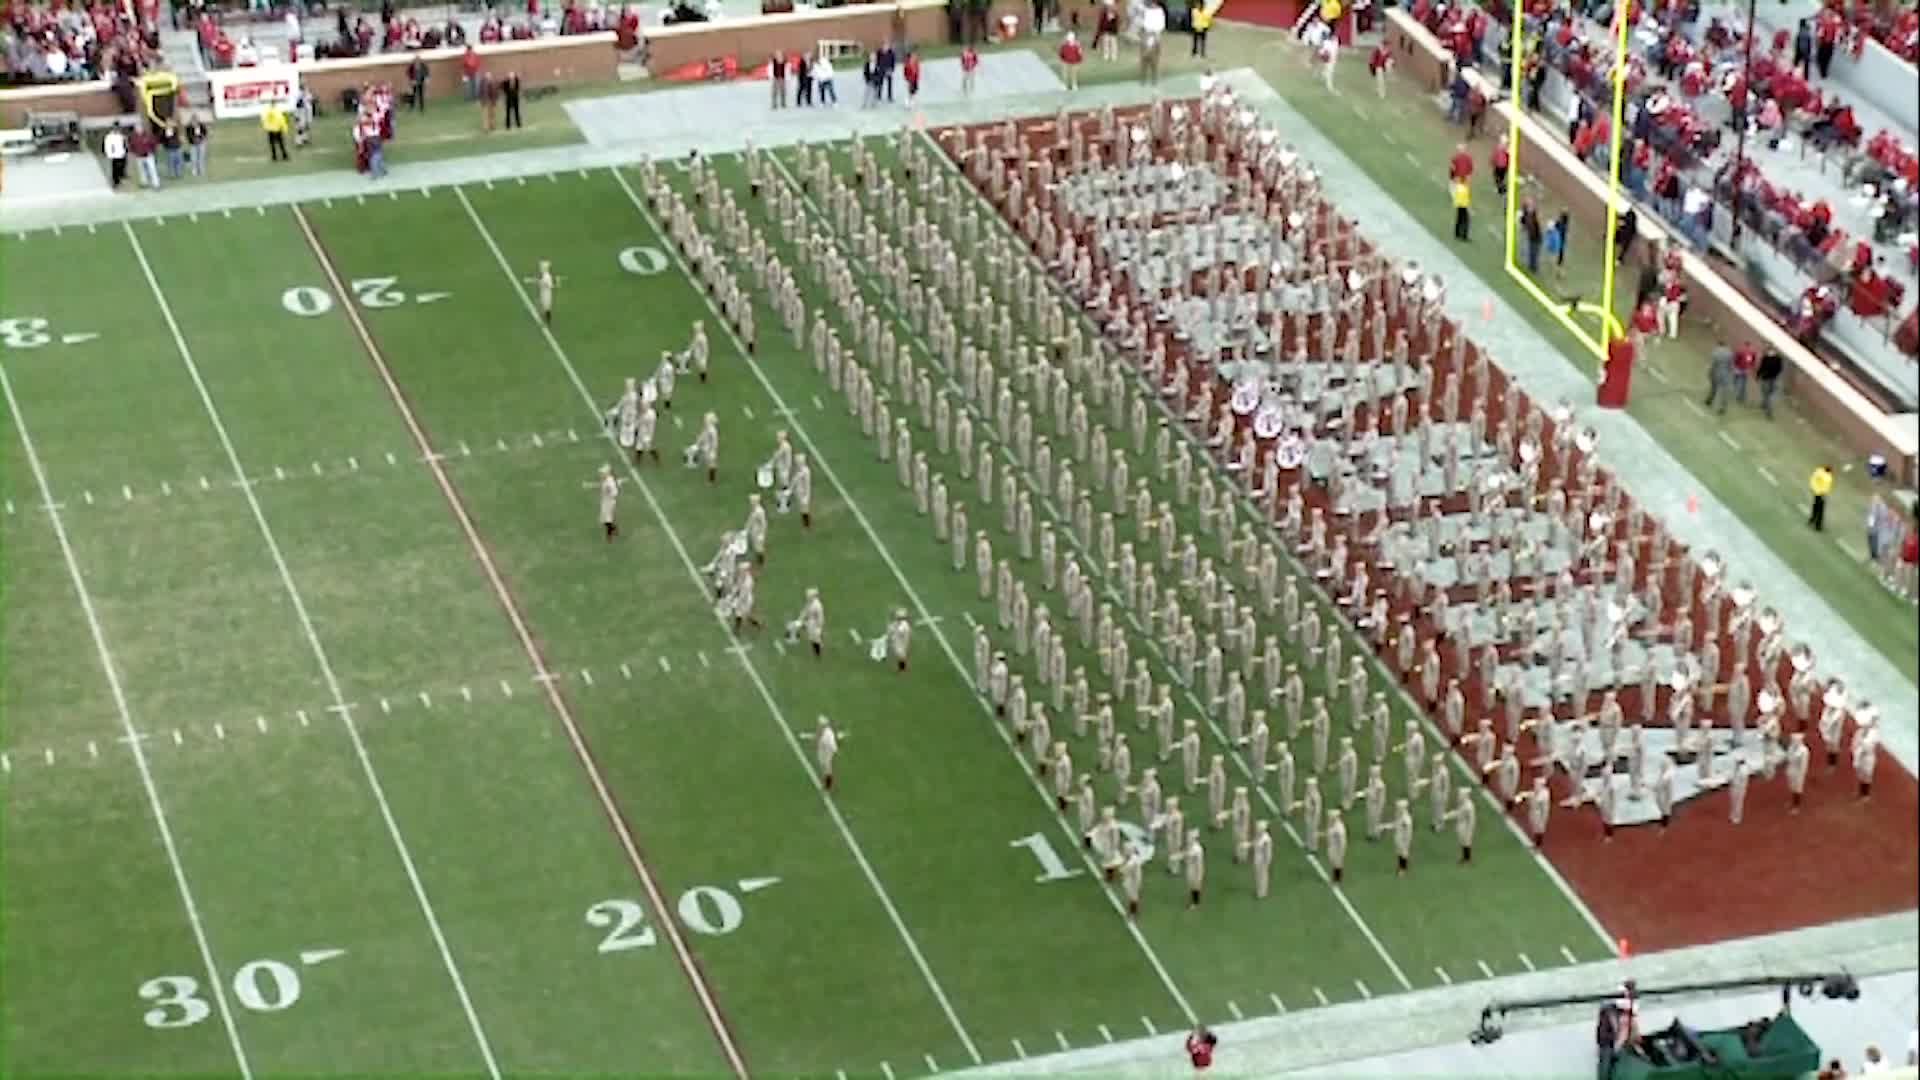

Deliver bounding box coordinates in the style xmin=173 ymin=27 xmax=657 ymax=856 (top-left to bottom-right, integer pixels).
xmin=208 ymin=65 xmax=301 ymax=119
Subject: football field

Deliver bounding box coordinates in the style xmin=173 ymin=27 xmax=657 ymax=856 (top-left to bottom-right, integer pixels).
xmin=3 ymin=135 xmax=1615 ymax=1076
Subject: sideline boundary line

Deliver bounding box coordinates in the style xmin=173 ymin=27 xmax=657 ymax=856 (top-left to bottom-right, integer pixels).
xmin=126 ymin=220 xmax=503 ymax=1079
xmin=453 ymin=183 xmax=980 ymax=1066
xmin=0 ymin=362 xmax=255 ymax=1079
xmin=289 ymin=203 xmax=750 ymax=1079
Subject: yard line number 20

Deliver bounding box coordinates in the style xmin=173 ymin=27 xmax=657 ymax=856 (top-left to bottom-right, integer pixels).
xmin=586 ymin=885 xmax=756 ymax=953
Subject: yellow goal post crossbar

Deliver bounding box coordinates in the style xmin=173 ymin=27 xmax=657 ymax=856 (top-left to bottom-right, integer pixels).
xmin=1501 ymin=6 xmax=1630 ymax=362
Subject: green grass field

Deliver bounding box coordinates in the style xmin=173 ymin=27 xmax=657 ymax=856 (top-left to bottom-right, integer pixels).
xmin=2 ymin=141 xmax=1617 ymax=1075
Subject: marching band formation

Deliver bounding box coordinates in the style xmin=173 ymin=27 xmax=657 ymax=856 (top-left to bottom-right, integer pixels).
xmin=572 ymin=81 xmax=1883 ymax=911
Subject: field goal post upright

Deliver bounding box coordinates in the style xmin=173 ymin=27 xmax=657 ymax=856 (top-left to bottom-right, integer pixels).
xmin=1501 ymin=5 xmax=1630 ymax=363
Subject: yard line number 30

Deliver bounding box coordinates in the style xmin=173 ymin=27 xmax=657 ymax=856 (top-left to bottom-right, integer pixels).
xmin=138 ymin=960 xmax=303 ymax=1030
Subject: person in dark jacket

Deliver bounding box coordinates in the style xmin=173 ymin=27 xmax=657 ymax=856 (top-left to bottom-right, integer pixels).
xmin=501 ymin=70 xmax=522 ymax=128
xmin=407 ymin=53 xmax=429 ymax=111
xmin=1521 ymin=198 xmax=1544 ymax=273
xmin=1756 ymin=346 xmax=1785 ymax=418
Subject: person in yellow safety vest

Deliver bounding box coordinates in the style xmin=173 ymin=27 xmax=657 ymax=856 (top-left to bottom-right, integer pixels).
xmin=1808 ymin=464 xmax=1833 ymax=531
xmin=1190 ymin=2 xmax=1213 ymax=56
xmin=261 ymin=102 xmax=291 ymax=163
xmin=1451 ymin=178 xmax=1472 ymax=242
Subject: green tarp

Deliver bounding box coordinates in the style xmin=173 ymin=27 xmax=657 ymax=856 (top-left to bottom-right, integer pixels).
xmin=1610 ymin=1013 xmax=1822 ymax=1080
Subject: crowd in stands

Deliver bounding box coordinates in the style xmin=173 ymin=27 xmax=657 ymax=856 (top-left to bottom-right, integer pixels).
xmin=193 ymin=1 xmax=640 ymax=69
xmin=1414 ymin=0 xmax=1919 ymax=355
xmin=2 ymin=0 xmax=159 ymax=84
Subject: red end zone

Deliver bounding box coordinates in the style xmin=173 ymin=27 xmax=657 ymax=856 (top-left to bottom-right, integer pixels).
xmin=933 ymin=105 xmax=1919 ymax=953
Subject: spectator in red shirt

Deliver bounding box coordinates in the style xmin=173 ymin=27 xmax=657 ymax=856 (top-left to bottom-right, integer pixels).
xmin=461 ymin=44 xmax=482 ymax=98
xmin=1369 ymin=40 xmax=1392 ymax=97
xmin=1814 ymin=7 xmax=1842 ymax=76
xmin=128 ymin=124 xmax=159 ymax=188
xmin=1630 ymin=298 xmax=1659 ymax=354
xmin=1490 ymin=140 xmax=1510 ymax=195
xmin=1731 ymin=341 xmax=1759 ymax=403
xmin=1449 ymin=143 xmax=1473 ymax=182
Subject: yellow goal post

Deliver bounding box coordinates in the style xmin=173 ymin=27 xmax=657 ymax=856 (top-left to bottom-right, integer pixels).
xmin=1501 ymin=5 xmax=1631 ymax=362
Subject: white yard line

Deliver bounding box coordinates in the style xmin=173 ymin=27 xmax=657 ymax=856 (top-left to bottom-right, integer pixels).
xmin=294 ymin=204 xmax=751 ymax=1077
xmin=127 ymin=220 xmax=503 ymax=1080
xmin=0 ymin=361 xmax=255 ymax=1079
xmin=462 ymin=184 xmax=974 ymax=1067
xmin=1717 ymin=430 xmax=1742 ymax=451
xmin=1756 ymin=465 xmax=1779 ymax=488
xmin=1682 ymin=398 xmax=1709 ymax=418
xmin=655 ymin=158 xmax=1197 ymax=1028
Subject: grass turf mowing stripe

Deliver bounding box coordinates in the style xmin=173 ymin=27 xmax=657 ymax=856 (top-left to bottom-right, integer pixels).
xmin=609 ymin=165 xmax=1201 ymax=1029
xmin=289 ymin=202 xmax=752 ymax=1080
xmin=0 ymin=362 xmax=254 ymax=1078
xmin=124 ymin=221 xmax=505 ymax=1078
xmin=453 ymin=184 xmax=984 ymax=1066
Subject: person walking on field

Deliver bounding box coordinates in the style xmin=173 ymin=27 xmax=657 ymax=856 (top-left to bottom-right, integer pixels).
xmin=769 ymin=50 xmax=787 ymax=109
xmin=130 ymin=124 xmax=160 ymax=187
xmin=1139 ymin=0 xmax=1165 ymax=83
xmin=1808 ymin=464 xmax=1833 ymax=531
xmin=407 ymin=52 xmax=429 ymax=111
xmin=815 ymin=54 xmax=839 ymax=105
xmin=1451 ymin=176 xmax=1471 ymax=241
xmin=480 ymin=71 xmax=498 ymax=132
xmin=959 ymin=44 xmax=979 ymax=94
xmin=1059 ymin=30 xmax=1084 ymax=89
xmin=1190 ymin=1 xmax=1212 ymax=56
xmin=1368 ymin=37 xmax=1392 ymax=96
xmin=1705 ymin=342 xmax=1734 ymax=413
xmin=1756 ymin=346 xmax=1784 ymax=418
xmin=104 ymin=122 xmax=128 ymax=188
xmin=502 ymin=70 xmax=523 ymax=129
xmin=1094 ymin=0 xmax=1120 ymax=60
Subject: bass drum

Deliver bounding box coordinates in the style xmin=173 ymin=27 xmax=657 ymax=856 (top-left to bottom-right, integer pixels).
xmin=1271 ymin=432 xmax=1307 ymax=469
xmin=1231 ymin=378 xmax=1262 ymax=416
xmin=1253 ymin=403 xmax=1286 ymax=441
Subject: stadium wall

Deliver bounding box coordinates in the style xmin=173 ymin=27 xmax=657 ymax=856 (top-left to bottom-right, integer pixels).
xmin=0 ymin=34 xmax=619 ymax=128
xmin=644 ymin=0 xmax=1030 ymax=74
xmin=1383 ymin=8 xmax=1918 ymax=484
